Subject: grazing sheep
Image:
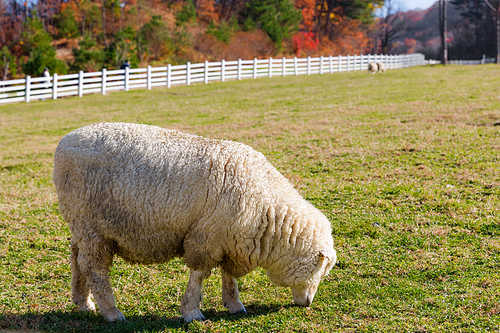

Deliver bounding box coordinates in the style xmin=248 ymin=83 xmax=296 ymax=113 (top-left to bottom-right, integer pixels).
xmin=368 ymin=62 xmax=378 ymax=74
xmin=377 ymin=62 xmax=386 ymax=73
xmin=53 ymin=123 xmax=337 ymax=323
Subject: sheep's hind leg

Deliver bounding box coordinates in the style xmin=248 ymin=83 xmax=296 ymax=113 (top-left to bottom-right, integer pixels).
xmin=77 ymin=238 xmax=125 ymax=322
xmin=71 ymin=241 xmax=95 ymax=312
xmin=180 ymin=269 xmax=211 ymax=322
xmin=221 ymin=270 xmax=246 ymax=315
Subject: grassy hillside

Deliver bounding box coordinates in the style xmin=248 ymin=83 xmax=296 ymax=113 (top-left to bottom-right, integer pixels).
xmin=1 ymin=64 xmax=499 ymax=332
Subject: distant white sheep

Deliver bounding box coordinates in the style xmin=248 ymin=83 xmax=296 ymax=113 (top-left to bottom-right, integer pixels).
xmin=377 ymin=62 xmax=386 ymax=73
xmin=368 ymin=62 xmax=378 ymax=74
xmin=53 ymin=123 xmax=337 ymax=323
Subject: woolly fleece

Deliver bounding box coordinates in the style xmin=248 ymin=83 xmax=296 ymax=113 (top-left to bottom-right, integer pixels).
xmin=53 ymin=122 xmax=336 ymax=322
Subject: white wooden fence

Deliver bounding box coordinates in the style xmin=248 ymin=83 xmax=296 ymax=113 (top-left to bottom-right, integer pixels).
xmin=0 ymin=53 xmax=426 ymax=105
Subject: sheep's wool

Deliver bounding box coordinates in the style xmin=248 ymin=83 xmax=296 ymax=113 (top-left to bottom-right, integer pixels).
xmin=54 ymin=122 xmax=336 ymax=321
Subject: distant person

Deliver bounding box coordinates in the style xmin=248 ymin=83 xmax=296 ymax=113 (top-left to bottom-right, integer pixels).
xmin=120 ymin=60 xmax=131 ymax=71
xmin=41 ymin=68 xmax=51 ymax=100
xmin=43 ymin=68 xmax=51 ymax=88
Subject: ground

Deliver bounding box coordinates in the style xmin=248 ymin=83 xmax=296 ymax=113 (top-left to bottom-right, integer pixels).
xmin=0 ymin=64 xmax=499 ymax=332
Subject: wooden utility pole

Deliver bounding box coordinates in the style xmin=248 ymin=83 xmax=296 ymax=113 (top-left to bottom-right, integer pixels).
xmin=485 ymin=0 xmax=500 ymax=63
xmin=439 ymin=0 xmax=448 ymax=64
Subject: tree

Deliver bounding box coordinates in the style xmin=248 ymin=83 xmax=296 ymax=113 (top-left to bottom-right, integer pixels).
xmin=140 ymin=15 xmax=169 ymax=60
xmin=376 ymin=0 xmax=407 ymax=54
xmin=107 ymin=26 xmax=139 ymax=68
xmin=0 ymin=46 xmax=17 ymax=80
xmin=483 ymin=0 xmax=500 ymax=62
xmin=176 ymin=0 xmax=196 ymax=26
xmin=55 ymin=6 xmax=79 ymax=38
xmin=71 ymin=33 xmax=106 ymax=72
xmin=21 ymin=13 xmax=67 ymax=76
xmin=241 ymin=0 xmax=302 ymax=46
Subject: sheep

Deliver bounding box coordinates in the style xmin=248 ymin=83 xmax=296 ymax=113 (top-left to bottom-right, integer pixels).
xmin=53 ymin=122 xmax=337 ymax=323
xmin=368 ymin=62 xmax=378 ymax=74
xmin=377 ymin=62 xmax=386 ymax=73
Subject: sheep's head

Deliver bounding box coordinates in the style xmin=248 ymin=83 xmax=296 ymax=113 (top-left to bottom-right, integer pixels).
xmin=266 ymin=247 xmax=336 ymax=306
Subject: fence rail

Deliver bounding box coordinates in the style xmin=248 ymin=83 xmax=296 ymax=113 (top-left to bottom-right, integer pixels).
xmin=449 ymin=57 xmax=495 ymax=65
xmin=0 ymin=53 xmax=427 ymax=105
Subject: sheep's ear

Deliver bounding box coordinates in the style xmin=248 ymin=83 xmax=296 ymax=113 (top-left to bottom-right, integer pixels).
xmin=318 ymin=248 xmax=332 ymax=261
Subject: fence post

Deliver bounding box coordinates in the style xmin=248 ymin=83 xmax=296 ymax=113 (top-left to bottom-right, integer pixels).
xmin=186 ymin=62 xmax=191 ymax=86
xmin=25 ymin=75 xmax=31 ymax=103
xmin=320 ymin=56 xmax=324 ymax=75
xmin=204 ymin=61 xmax=209 ymax=84
xmin=347 ymin=55 xmax=350 ymax=72
xmin=253 ymin=58 xmax=257 ymax=79
xmin=167 ymin=64 xmax=171 ymax=88
xmin=282 ymin=57 xmax=286 ymax=76
xmin=329 ymin=55 xmax=333 ymax=74
xmin=237 ymin=58 xmax=242 ymax=81
xmin=338 ymin=55 xmax=342 ymax=73
xmin=307 ymin=56 xmax=311 ymax=75
xmin=52 ymin=73 xmax=58 ymax=100
xmin=124 ymin=67 xmax=130 ymax=91
xmin=102 ymin=68 xmax=107 ymax=95
xmin=147 ymin=65 xmax=152 ymax=90
xmin=202 ymin=61 xmax=208 ymax=84
xmin=269 ymin=57 xmax=273 ymax=78
xmin=221 ymin=59 xmax=225 ymax=82
xmin=79 ymin=70 xmax=84 ymax=97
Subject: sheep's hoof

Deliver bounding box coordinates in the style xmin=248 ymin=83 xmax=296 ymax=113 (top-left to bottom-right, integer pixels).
xmin=226 ymin=301 xmax=246 ymax=315
xmin=104 ymin=309 xmax=126 ymax=322
xmin=182 ymin=309 xmax=205 ymax=323
xmin=79 ymin=301 xmax=96 ymax=312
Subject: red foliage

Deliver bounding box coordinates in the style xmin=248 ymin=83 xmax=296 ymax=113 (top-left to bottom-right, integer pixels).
xmin=292 ymin=31 xmax=319 ymax=57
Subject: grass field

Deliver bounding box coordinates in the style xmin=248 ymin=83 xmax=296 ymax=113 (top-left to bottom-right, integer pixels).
xmin=1 ymin=64 xmax=499 ymax=332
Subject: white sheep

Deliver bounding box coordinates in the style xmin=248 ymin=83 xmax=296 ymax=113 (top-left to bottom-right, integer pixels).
xmin=377 ymin=62 xmax=386 ymax=73
xmin=53 ymin=122 xmax=337 ymax=323
xmin=368 ymin=62 xmax=378 ymax=74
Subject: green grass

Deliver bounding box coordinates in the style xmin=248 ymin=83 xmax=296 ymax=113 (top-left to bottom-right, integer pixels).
xmin=1 ymin=64 xmax=499 ymax=332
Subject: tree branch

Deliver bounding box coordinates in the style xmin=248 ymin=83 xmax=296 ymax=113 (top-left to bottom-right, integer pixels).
xmin=484 ymin=0 xmax=496 ymax=12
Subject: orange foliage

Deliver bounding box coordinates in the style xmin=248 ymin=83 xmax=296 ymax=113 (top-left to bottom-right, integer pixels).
xmin=294 ymin=0 xmax=315 ymax=30
xmin=317 ymin=20 xmax=371 ymax=56
xmin=404 ymin=38 xmax=416 ymax=53
xmin=196 ymin=0 xmax=218 ymax=22
xmin=194 ymin=30 xmax=275 ymax=61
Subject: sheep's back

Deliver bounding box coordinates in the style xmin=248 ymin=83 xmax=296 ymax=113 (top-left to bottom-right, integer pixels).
xmin=54 ymin=123 xmax=284 ymax=264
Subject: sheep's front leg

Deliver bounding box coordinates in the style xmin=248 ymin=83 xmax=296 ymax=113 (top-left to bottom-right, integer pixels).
xmin=222 ymin=270 xmax=246 ymax=315
xmin=180 ymin=269 xmax=211 ymax=322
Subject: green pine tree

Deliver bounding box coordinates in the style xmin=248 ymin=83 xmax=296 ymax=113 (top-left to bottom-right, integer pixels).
xmin=242 ymin=0 xmax=301 ymax=46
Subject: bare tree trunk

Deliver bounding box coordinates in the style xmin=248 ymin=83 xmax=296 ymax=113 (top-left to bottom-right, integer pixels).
xmin=485 ymin=0 xmax=499 ymax=62
xmin=440 ymin=0 xmax=448 ymax=64
xmin=474 ymin=0 xmax=480 ymax=46
xmin=102 ymin=0 xmax=106 ymax=46
xmin=3 ymin=60 xmax=9 ymax=81
xmin=497 ymin=7 xmax=500 ymax=63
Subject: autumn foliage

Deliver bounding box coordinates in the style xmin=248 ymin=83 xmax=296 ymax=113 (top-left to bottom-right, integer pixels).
xmin=0 ymin=0 xmax=382 ymax=79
